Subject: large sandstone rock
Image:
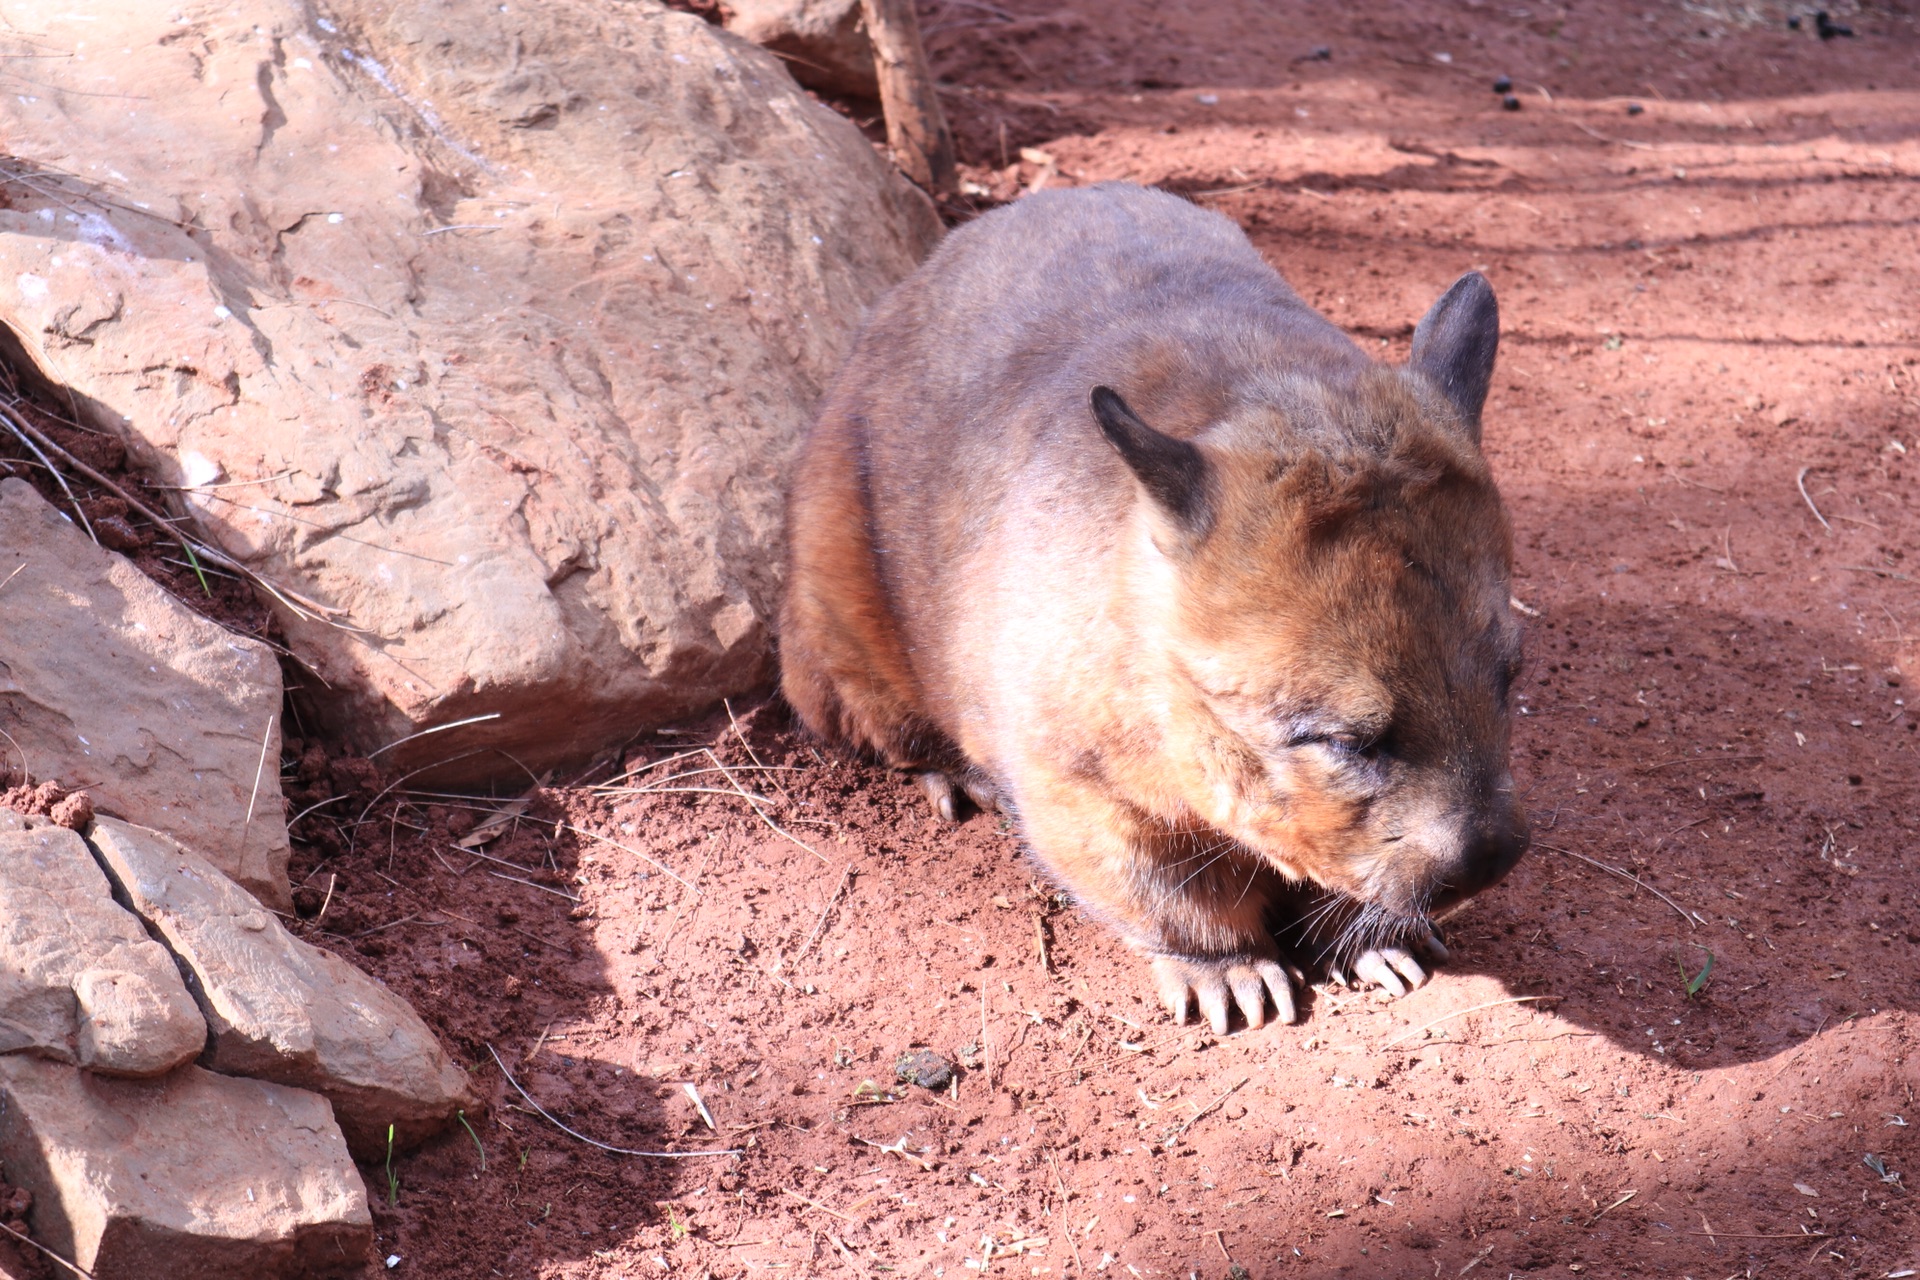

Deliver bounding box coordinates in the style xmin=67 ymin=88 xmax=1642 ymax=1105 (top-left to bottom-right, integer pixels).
xmin=726 ymin=0 xmax=879 ymax=97
xmin=88 ymin=818 xmax=477 ymax=1160
xmin=0 ymin=1055 xmax=370 ymax=1279
xmin=0 ymin=822 xmax=206 ymax=1078
xmin=0 ymin=480 xmax=291 ymax=909
xmin=0 ymin=0 xmax=939 ymax=784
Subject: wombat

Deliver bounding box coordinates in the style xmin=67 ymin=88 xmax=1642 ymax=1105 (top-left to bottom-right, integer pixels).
xmin=781 ymin=183 xmax=1528 ymax=1033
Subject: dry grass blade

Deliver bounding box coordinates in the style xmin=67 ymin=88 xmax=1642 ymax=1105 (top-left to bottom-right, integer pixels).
xmin=1796 ymin=465 xmax=1832 ymax=534
xmin=369 ymin=712 xmax=503 ymax=760
xmin=485 ymin=869 xmax=579 ymax=902
xmin=1585 ymin=1189 xmax=1637 ymax=1226
xmin=553 ymin=821 xmax=695 ymax=892
xmin=697 ymin=745 xmax=827 ymax=862
xmin=0 ymin=1219 xmax=96 ymax=1280
xmin=1381 ymin=995 xmax=1561 ymax=1048
xmin=348 ymin=749 xmax=491 ymax=855
xmin=1538 ymin=842 xmax=1700 ymax=927
xmin=238 ymin=712 xmax=275 ymax=861
xmin=455 ymin=771 xmax=550 ymax=849
xmin=725 ymin=697 xmax=791 ymax=801
xmin=790 ymin=863 xmax=855 ymax=965
xmin=1161 ymin=1076 xmax=1248 ymax=1146
xmin=0 ymin=406 xmax=95 ymax=541
xmin=487 ymin=1044 xmax=740 ymax=1158
xmin=852 ymin=1134 xmax=936 ymax=1171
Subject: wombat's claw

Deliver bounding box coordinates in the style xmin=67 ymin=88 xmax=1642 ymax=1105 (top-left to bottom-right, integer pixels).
xmin=1333 ymin=926 xmax=1448 ymax=998
xmin=915 ymin=770 xmax=960 ymax=822
xmin=1151 ymin=955 xmax=1298 ymax=1034
xmin=915 ymin=769 xmax=1001 ymax=821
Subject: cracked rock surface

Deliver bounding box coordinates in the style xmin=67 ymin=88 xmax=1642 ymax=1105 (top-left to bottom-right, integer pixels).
xmin=0 ymin=0 xmax=938 ymax=783
xmin=88 ymin=817 xmax=478 ymax=1161
xmin=0 ymin=814 xmax=207 ymax=1078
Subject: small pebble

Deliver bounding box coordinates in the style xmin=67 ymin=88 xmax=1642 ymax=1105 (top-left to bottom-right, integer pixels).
xmin=1787 ymin=13 xmax=1802 ymax=28
xmin=1502 ymin=94 xmax=1521 ymax=111
xmin=1626 ymin=102 xmax=1645 ymax=115
xmin=1492 ymin=75 xmax=1513 ymax=93
xmin=1815 ymin=10 xmax=1854 ymax=38
xmin=895 ymin=1049 xmax=956 ymax=1091
xmin=1307 ymin=45 xmax=1332 ymax=61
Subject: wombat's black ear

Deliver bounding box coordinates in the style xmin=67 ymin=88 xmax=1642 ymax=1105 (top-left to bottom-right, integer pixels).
xmin=1090 ymin=386 xmax=1214 ymax=546
xmin=1410 ymin=272 xmax=1499 ymax=441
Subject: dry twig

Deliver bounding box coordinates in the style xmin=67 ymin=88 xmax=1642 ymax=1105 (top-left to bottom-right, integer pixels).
xmin=1538 ymin=843 xmax=1699 ymax=927
xmin=487 ymin=1044 xmax=740 ymax=1158
xmin=1381 ymin=996 xmax=1561 ymax=1048
xmin=1796 ymin=466 xmax=1832 ymax=534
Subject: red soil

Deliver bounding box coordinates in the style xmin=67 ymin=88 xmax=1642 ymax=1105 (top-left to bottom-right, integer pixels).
xmin=328 ymin=0 xmax=1920 ymax=1268
xmin=20 ymin=1 xmax=1920 ymax=1277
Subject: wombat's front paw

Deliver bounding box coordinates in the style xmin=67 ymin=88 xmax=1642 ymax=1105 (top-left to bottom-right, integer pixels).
xmin=1151 ymin=954 xmax=1299 ymax=1034
xmin=914 ymin=769 xmax=1002 ymax=822
xmin=1329 ymin=925 xmax=1451 ymax=998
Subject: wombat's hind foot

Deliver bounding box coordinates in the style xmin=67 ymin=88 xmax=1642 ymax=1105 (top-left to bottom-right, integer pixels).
xmin=914 ymin=769 xmax=1003 ymax=822
xmin=1152 ymin=954 xmax=1300 ymax=1034
xmin=1328 ymin=925 xmax=1451 ymax=998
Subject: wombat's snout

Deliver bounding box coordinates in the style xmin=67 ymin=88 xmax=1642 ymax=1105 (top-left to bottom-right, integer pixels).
xmin=1425 ymin=798 xmax=1529 ymax=915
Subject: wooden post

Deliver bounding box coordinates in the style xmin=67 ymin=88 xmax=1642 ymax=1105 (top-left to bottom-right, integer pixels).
xmin=859 ymin=0 xmax=958 ymax=199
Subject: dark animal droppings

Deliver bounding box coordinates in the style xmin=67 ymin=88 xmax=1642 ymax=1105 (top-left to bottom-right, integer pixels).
xmin=896 ymin=1049 xmax=956 ymax=1090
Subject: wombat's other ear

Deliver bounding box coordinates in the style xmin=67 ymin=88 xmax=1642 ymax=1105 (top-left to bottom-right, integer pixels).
xmin=1090 ymin=386 xmax=1215 ymax=549
xmin=1409 ymin=272 xmax=1499 ymax=441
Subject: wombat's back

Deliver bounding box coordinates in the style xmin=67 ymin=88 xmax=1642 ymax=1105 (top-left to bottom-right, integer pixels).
xmin=781 ymin=184 xmax=1371 ymax=766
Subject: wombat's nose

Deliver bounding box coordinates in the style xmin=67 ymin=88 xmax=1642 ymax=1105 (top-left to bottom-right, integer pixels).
xmin=1430 ymin=810 xmax=1529 ymax=911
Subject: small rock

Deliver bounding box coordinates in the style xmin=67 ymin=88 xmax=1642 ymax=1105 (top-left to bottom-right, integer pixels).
xmin=1787 ymin=13 xmax=1802 ymax=28
xmin=90 ymin=513 xmax=144 ymax=553
xmin=895 ymin=1049 xmax=956 ymax=1091
xmin=725 ymin=0 xmax=878 ymax=97
xmin=1815 ymin=10 xmax=1853 ymax=38
xmin=0 ymin=1055 xmax=371 ymax=1278
xmin=89 ymin=817 xmax=478 ymax=1160
xmin=1627 ymin=102 xmax=1645 ymax=115
xmin=1492 ymin=75 xmax=1513 ymax=93
xmin=0 ymin=824 xmax=206 ymax=1077
xmin=1502 ymin=94 xmax=1522 ymax=111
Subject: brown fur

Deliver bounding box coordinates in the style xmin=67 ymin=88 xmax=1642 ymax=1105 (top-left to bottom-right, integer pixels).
xmin=780 ymin=183 xmax=1528 ymax=1029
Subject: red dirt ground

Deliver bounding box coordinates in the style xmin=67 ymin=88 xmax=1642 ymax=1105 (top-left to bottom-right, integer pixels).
xmin=15 ymin=1 xmax=1920 ymax=1278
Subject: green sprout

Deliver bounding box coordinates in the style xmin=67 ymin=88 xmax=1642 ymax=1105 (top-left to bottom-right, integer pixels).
xmin=456 ymin=1109 xmax=486 ymax=1172
xmin=1676 ymin=946 xmax=1714 ymax=999
xmin=182 ymin=542 xmax=213 ymax=597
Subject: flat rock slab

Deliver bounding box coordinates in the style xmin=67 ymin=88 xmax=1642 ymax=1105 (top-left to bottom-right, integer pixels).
xmin=89 ymin=817 xmax=477 ymax=1160
xmin=0 ymin=480 xmax=290 ymax=909
xmin=0 ymin=824 xmax=205 ymax=1077
xmin=0 ymin=1055 xmax=369 ymax=1279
